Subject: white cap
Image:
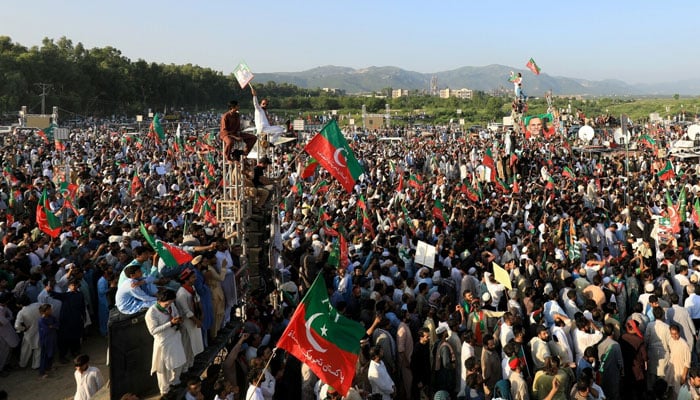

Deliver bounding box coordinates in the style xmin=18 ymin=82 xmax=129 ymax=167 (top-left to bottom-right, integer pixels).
xmin=644 ymin=283 xmax=654 ymax=293
xmin=543 ymin=283 xmax=554 ymax=295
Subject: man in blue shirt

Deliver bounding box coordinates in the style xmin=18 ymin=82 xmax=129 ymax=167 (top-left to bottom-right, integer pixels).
xmin=115 ymin=265 xmax=156 ymax=315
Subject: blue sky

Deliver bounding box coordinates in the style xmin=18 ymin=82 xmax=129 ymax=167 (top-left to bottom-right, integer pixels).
xmin=4 ymin=1 xmax=698 ymax=84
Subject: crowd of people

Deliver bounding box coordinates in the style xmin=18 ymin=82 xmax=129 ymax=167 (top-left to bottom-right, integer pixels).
xmin=0 ymin=93 xmax=699 ymax=400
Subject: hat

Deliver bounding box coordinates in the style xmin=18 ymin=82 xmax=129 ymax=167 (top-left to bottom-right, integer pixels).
xmin=583 ymin=310 xmax=593 ymax=321
xmin=435 ymin=324 xmax=448 ymax=335
xmin=543 ymin=283 xmax=554 ymax=295
xmin=191 ymin=255 xmax=203 ymax=266
xmin=481 ymin=292 xmax=491 ymax=302
xmin=429 ymin=292 xmax=441 ymax=304
xmin=644 ymin=283 xmax=654 ymax=293
xmin=382 ymin=250 xmax=390 ymax=257
xmin=468 ymin=267 xmax=477 ymax=275
xmin=179 ymin=268 xmax=195 ymax=281
xmin=602 ymin=276 xmax=611 ymax=285
xmin=327 ymin=386 xmax=337 ymax=394
xmin=508 ymin=358 xmax=521 ymax=371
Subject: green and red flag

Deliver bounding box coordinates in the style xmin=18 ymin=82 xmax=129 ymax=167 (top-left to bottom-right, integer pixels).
xmin=362 ymin=210 xmax=375 ymax=238
xmin=356 ymin=195 xmax=366 ymax=211
xmin=58 ymin=181 xmax=78 ymax=200
xmin=545 ymin=176 xmax=555 ymax=190
xmin=312 ymin=179 xmax=330 ymax=195
xmin=149 ymin=113 xmax=166 ymax=143
xmin=692 ymin=198 xmax=700 ymax=227
xmin=301 ymin=157 xmax=319 ymax=179
xmin=318 ymin=206 xmax=332 ymax=223
xmin=482 ymin=149 xmax=496 ymax=182
xmin=526 ymin=57 xmax=541 ymax=75
xmin=657 ymin=160 xmax=675 ymax=181
xmin=408 ymin=174 xmax=422 ymax=189
xmin=203 ymin=200 xmax=218 ymax=225
xmin=304 ymin=120 xmax=362 ymax=193
xmin=463 ymin=182 xmax=480 ymax=202
xmin=432 ymin=199 xmax=448 ymax=224
xmin=495 ymin=178 xmax=510 ymax=193
xmin=54 ymin=138 xmax=66 ymax=152
xmin=37 ymin=124 xmax=55 ymax=144
xmin=666 ymin=192 xmax=680 ymax=234
xmin=276 ymin=275 xmax=365 ymax=397
xmin=291 ymin=181 xmax=303 ymax=195
xmin=131 ymin=172 xmax=142 ymax=196
xmin=139 ymin=223 xmax=193 ymax=267
xmin=396 ymin=173 xmax=404 ymax=192
xmin=639 ymin=134 xmax=656 ymax=149
xmin=562 ymin=166 xmax=575 ymax=180
xmin=36 ymin=188 xmax=61 ymax=238
xmin=327 ymin=239 xmax=340 ymax=267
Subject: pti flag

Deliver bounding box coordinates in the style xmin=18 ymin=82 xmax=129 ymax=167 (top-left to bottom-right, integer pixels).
xmin=139 ymin=223 xmax=193 ymax=267
xmin=276 ymin=275 xmax=365 ymax=396
xmin=149 ymin=113 xmax=165 ymax=142
xmin=233 ymin=61 xmax=255 ymax=89
xmin=526 ymin=58 xmax=541 ymax=75
xmin=304 ymin=120 xmax=363 ymax=193
xmin=36 ymin=188 xmax=61 ymax=238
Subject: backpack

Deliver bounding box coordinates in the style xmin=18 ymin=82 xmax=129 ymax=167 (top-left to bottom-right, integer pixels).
xmin=492 ymin=379 xmax=513 ymax=400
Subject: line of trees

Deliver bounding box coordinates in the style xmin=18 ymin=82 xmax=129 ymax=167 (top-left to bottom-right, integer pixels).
xmin=0 ymin=36 xmax=514 ymax=123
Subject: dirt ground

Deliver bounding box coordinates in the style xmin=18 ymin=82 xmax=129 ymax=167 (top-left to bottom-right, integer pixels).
xmin=1 ymin=330 xmax=165 ymax=400
xmin=0 ymin=331 xmax=110 ymax=400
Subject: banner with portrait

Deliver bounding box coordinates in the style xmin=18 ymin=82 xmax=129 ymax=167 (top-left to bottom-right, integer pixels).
xmin=523 ymin=113 xmax=556 ymax=140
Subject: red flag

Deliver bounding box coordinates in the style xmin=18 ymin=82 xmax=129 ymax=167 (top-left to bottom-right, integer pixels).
xmin=362 ymin=211 xmax=375 ymax=238
xmin=139 ymin=224 xmax=193 ymax=267
xmin=482 ymin=149 xmax=496 ymax=182
xmin=408 ymin=174 xmax=422 ymax=189
xmin=657 ymin=160 xmax=675 ymax=181
xmin=54 ymin=139 xmax=66 ymax=152
xmin=396 ymin=174 xmax=404 ymax=192
xmin=276 ymin=276 xmax=366 ymax=397
xmin=432 ymin=199 xmax=448 ymax=224
xmin=339 ymin=234 xmax=349 ymax=269
xmin=304 ymin=120 xmax=363 ymax=193
xmin=131 ymin=173 xmax=143 ymax=196
xmin=526 ymin=58 xmax=541 ymax=75
xmin=301 ymin=157 xmax=319 ymax=179
xmin=36 ymin=189 xmax=61 ymax=238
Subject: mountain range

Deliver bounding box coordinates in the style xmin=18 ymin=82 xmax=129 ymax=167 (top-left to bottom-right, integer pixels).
xmin=254 ymin=64 xmax=698 ymax=96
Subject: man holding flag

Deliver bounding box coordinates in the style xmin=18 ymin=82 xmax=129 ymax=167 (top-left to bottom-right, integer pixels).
xmin=220 ymin=100 xmax=257 ymax=162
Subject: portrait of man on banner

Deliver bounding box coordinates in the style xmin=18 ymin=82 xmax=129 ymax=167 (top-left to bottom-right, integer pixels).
xmin=523 ymin=113 xmax=556 ymax=140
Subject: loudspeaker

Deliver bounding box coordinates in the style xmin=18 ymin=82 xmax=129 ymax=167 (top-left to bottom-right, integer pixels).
xmin=108 ymin=309 xmax=158 ymax=399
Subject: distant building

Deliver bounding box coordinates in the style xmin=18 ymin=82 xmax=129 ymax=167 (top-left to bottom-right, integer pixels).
xmin=322 ymin=88 xmax=346 ymax=95
xmin=439 ymin=88 xmax=473 ymax=99
xmin=392 ymin=89 xmax=410 ymax=98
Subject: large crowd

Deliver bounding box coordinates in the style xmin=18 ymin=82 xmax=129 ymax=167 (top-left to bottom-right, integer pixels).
xmin=0 ymin=98 xmax=700 ymax=400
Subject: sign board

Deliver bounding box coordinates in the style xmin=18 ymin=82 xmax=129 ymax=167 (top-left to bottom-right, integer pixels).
xmin=54 ymin=128 xmax=70 ymax=140
xmin=414 ymin=240 xmax=436 ymax=268
xmin=25 ymin=115 xmax=52 ymax=129
xmin=136 ymin=115 xmax=143 ymax=122
xmin=503 ymin=116 xmax=514 ymax=126
xmin=216 ymin=200 xmax=241 ymax=223
xmin=456 ymin=109 xmax=462 ymax=115
xmin=293 ymin=119 xmax=305 ymax=131
xmin=349 ymin=118 xmax=355 ymax=125
xmin=459 ymin=119 xmax=465 ymax=126
xmin=233 ymin=62 xmax=255 ymax=89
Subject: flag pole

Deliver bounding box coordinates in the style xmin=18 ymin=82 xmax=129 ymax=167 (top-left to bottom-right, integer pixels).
xmin=248 ymin=348 xmax=276 ymax=400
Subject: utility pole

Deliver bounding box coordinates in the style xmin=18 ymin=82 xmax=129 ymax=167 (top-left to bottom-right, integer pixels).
xmin=35 ymin=83 xmax=53 ymax=114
